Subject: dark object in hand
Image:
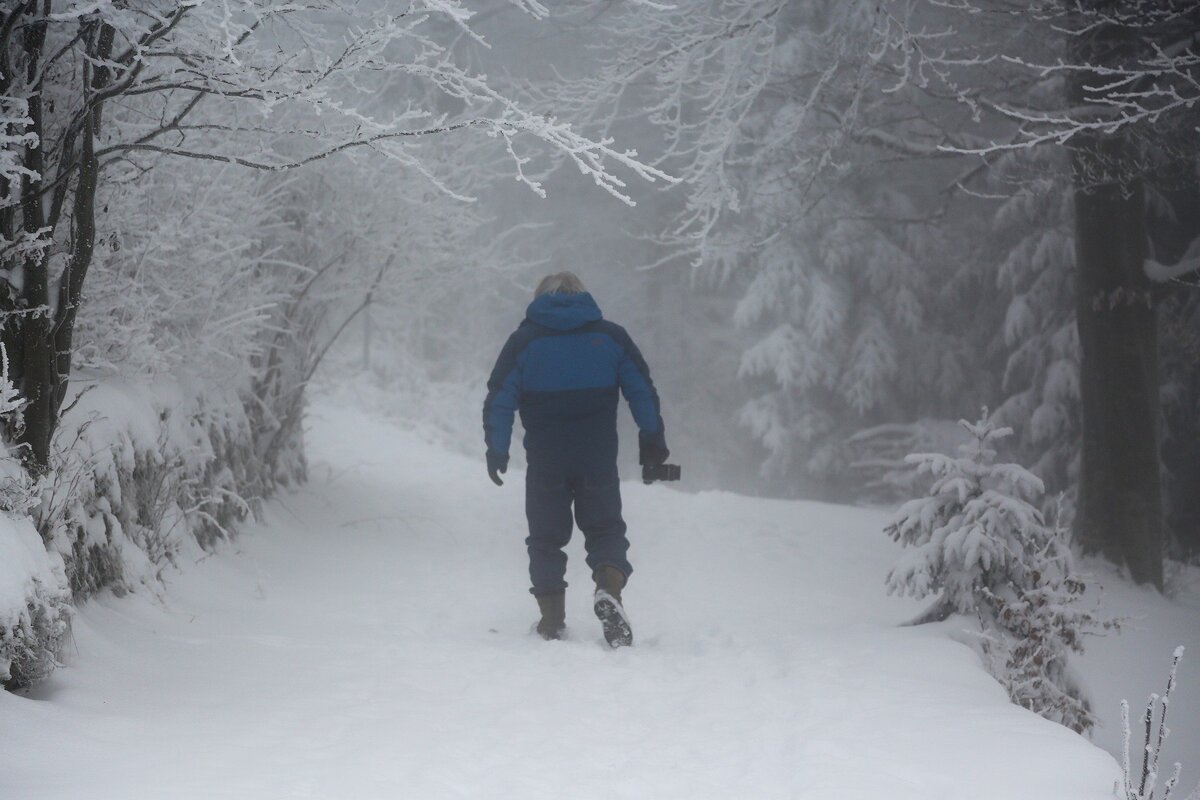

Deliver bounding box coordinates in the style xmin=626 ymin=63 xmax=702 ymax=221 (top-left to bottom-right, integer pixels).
xmin=642 ymin=463 xmax=681 ymax=484
xmin=638 ymin=430 xmax=669 ymax=469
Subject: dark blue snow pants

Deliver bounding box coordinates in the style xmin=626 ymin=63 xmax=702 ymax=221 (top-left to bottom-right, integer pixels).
xmin=525 ymin=465 xmax=632 ymax=596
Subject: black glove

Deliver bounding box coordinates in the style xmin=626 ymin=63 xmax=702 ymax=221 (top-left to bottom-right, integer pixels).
xmin=487 ymin=450 xmax=508 ymax=486
xmin=638 ymin=429 xmax=669 ymax=469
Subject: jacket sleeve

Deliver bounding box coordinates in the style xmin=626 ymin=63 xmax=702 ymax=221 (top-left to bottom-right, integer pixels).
xmin=614 ymin=327 xmax=665 ymax=445
xmin=483 ymin=332 xmax=525 ymax=456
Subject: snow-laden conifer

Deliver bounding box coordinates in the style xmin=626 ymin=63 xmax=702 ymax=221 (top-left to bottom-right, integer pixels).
xmin=885 ymin=412 xmax=1044 ymax=615
xmin=885 ymin=411 xmax=1107 ymax=732
xmin=558 ymin=0 xmax=983 ymax=492
xmin=988 ymin=151 xmax=1080 ymax=516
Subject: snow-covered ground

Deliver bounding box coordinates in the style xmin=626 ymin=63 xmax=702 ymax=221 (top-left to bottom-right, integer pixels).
xmin=4 ymin=401 xmax=1198 ymax=799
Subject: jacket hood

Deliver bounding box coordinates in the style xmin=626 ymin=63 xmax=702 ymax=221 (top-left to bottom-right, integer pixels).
xmin=526 ymin=292 xmax=603 ymax=331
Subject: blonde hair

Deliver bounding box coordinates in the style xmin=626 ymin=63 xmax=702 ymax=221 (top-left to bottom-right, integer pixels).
xmin=534 ymin=272 xmax=586 ymax=297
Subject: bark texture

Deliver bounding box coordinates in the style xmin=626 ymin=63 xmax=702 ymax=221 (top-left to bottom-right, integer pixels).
xmin=1068 ymin=7 xmax=1165 ymax=588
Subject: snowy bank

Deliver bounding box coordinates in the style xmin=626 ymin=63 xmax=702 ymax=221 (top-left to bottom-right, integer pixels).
xmin=1 ymin=374 xmax=303 ymax=688
xmin=43 ymin=377 xmax=261 ymax=599
xmin=0 ymin=514 xmax=69 ymax=688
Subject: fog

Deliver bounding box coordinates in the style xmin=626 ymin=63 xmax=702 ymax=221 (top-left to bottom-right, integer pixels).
xmin=312 ymin=0 xmax=1199 ymax=555
xmin=4 ymin=1 xmax=1200 ymax=793
xmin=2 ymin=0 xmax=1192 ymax=568
xmin=316 ymin=4 xmax=766 ymax=494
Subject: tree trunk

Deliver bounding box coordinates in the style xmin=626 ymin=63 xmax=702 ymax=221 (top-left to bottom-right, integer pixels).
xmin=1071 ymin=139 xmax=1164 ymax=588
xmin=1162 ymin=352 xmax=1200 ymax=558
xmin=16 ymin=3 xmax=54 ymax=473
xmin=1067 ymin=3 xmax=1166 ymax=589
xmin=1151 ymin=173 xmax=1200 ymax=559
xmin=11 ymin=17 xmax=114 ymax=474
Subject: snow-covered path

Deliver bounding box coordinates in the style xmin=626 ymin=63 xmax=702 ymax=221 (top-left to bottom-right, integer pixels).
xmin=5 ymin=403 xmax=1121 ymax=799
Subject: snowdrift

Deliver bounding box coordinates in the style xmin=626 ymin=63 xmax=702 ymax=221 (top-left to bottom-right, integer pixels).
xmin=1 ymin=374 xmax=302 ymax=687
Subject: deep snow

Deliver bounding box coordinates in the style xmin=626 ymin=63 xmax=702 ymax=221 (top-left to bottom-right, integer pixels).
xmin=4 ymin=401 xmax=1197 ymax=799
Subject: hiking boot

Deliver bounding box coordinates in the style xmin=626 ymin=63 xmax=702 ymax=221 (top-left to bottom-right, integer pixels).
xmin=592 ymin=565 xmax=632 ymax=648
xmin=535 ymin=591 xmax=566 ymax=640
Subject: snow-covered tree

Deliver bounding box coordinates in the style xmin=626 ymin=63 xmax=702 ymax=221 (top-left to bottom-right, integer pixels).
xmin=988 ymin=152 xmax=1200 ymax=562
xmin=885 ymin=414 xmax=1049 ymax=619
xmin=988 ymin=151 xmax=1080 ymax=513
xmin=729 ymin=196 xmax=977 ymax=488
xmin=885 ymin=412 xmax=1104 ymax=731
xmin=72 ymin=164 xmax=287 ymax=378
xmin=875 ymin=0 xmax=1200 ymax=588
xmin=555 ymin=0 xmax=993 ymax=494
xmin=564 ymin=0 xmax=1199 ymax=579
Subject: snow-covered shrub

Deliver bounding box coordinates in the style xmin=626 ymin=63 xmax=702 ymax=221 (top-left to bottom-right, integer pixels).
xmin=0 ymin=345 xmax=71 ymax=689
xmin=0 ymin=459 xmax=39 ymax=520
xmin=976 ymin=507 xmax=1110 ymax=733
xmin=0 ymin=515 xmax=71 ymax=689
xmin=885 ymin=411 xmax=1106 ymax=732
xmin=36 ymin=379 xmax=267 ymax=599
xmin=1119 ymin=648 xmax=1199 ymax=800
xmin=0 ymin=344 xmax=40 ymax=517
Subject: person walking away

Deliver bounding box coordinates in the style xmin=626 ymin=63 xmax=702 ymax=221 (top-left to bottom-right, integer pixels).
xmin=482 ymin=272 xmax=669 ymax=647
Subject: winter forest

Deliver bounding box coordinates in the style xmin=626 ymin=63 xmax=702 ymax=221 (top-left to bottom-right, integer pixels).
xmin=2 ymin=1 xmax=1199 ymax=798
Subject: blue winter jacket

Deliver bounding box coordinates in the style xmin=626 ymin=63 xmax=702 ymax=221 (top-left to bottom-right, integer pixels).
xmin=483 ymin=292 xmax=664 ymax=471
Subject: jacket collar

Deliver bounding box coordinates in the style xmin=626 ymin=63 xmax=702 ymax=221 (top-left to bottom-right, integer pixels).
xmin=525 ymin=292 xmax=603 ymax=331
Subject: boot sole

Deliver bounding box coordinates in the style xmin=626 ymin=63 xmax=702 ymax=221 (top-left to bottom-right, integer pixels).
xmin=593 ymin=590 xmax=633 ymax=648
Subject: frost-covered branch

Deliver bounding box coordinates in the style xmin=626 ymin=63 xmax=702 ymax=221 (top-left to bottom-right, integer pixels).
xmin=1120 ymin=648 xmax=1200 ymax=800
xmin=873 ymin=0 xmax=1200 ymax=158
xmin=1146 ymin=238 xmax=1200 ymax=285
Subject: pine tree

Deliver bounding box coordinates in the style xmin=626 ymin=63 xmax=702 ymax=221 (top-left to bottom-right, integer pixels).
xmin=989 ymin=151 xmax=1080 ymax=511
xmin=886 ymin=411 xmax=1105 ymax=732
